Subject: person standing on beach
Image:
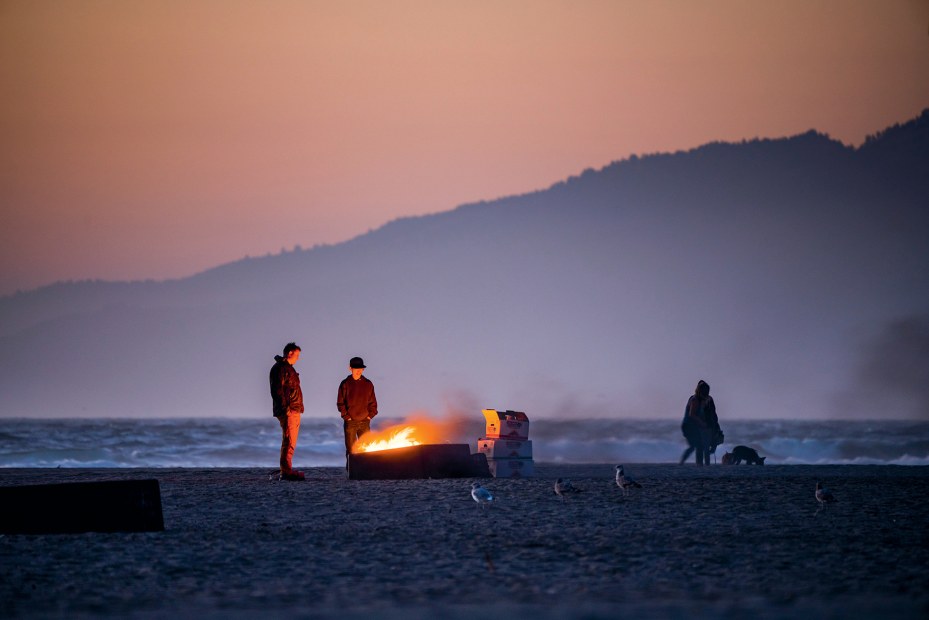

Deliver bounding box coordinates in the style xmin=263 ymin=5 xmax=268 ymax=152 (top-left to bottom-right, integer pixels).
xmin=270 ymin=342 xmax=305 ymax=481
xmin=338 ymin=356 xmax=378 ymax=464
xmin=680 ymin=379 xmax=720 ymax=466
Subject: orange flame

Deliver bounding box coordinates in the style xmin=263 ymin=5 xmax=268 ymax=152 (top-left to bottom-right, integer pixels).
xmin=351 ymin=414 xmax=472 ymax=454
xmin=354 ymin=426 xmax=421 ymax=453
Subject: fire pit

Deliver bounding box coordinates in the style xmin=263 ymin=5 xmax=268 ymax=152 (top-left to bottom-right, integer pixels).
xmin=348 ymin=443 xmax=490 ymax=480
xmin=347 ymin=420 xmax=491 ymax=480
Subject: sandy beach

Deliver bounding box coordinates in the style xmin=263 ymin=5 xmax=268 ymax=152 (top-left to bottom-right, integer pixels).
xmin=2 ymin=464 xmax=927 ymax=619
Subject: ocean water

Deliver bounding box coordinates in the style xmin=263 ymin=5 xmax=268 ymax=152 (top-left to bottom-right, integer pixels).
xmin=0 ymin=417 xmax=927 ymax=468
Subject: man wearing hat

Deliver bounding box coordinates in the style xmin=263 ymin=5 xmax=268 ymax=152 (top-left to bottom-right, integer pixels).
xmin=337 ymin=356 xmax=378 ymax=463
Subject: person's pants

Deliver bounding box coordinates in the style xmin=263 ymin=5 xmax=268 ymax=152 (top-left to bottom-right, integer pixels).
xmin=680 ymin=444 xmax=696 ymax=465
xmin=344 ymin=418 xmax=371 ymax=458
xmin=695 ymin=445 xmax=710 ymax=465
xmin=682 ymin=443 xmax=711 ymax=464
xmin=278 ymin=413 xmax=301 ymax=474
xmin=682 ymin=430 xmax=711 ymax=465
xmin=695 ymin=427 xmax=712 ymax=465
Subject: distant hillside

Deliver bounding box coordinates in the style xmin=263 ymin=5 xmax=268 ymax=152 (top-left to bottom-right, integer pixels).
xmin=2 ymin=110 xmax=927 ymax=421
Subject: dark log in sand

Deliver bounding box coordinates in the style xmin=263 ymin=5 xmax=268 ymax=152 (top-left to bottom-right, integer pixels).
xmin=0 ymin=479 xmax=164 ymax=534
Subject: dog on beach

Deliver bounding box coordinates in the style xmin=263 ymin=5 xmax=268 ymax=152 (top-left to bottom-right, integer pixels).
xmin=721 ymin=445 xmax=766 ymax=465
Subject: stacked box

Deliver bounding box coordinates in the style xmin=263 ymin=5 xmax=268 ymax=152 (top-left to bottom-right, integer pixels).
xmin=479 ymin=409 xmax=534 ymax=478
xmin=482 ymin=408 xmax=529 ymax=439
xmin=477 ymin=438 xmax=533 ymax=459
xmin=487 ymin=457 xmax=535 ymax=478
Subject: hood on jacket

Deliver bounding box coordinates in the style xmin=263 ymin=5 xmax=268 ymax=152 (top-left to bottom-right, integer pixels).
xmin=695 ymin=380 xmax=710 ymax=398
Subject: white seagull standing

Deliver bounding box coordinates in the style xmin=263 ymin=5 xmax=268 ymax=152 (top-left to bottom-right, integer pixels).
xmin=815 ymin=482 xmax=837 ymax=506
xmin=471 ymin=482 xmax=494 ymax=509
xmin=615 ymin=465 xmax=643 ymax=496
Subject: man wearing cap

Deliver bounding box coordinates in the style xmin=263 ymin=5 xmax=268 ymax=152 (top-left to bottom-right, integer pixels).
xmin=337 ymin=356 xmax=378 ymax=463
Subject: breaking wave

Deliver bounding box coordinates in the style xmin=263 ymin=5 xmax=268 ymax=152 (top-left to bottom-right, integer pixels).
xmin=0 ymin=417 xmax=927 ymax=467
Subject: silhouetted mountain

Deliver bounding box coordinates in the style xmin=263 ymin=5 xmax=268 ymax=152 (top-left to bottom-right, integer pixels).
xmin=2 ymin=110 xmax=928 ymax=421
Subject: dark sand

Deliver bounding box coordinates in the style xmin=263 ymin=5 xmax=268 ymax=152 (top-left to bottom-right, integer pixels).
xmin=2 ymin=465 xmax=928 ymax=619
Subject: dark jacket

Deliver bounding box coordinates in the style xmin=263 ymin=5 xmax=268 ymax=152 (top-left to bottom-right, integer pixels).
xmin=269 ymin=355 xmax=304 ymax=417
xmin=683 ymin=380 xmax=723 ymax=450
xmin=337 ymin=375 xmax=377 ymax=422
xmin=686 ymin=395 xmax=718 ymax=427
xmin=683 ymin=394 xmax=717 ymax=430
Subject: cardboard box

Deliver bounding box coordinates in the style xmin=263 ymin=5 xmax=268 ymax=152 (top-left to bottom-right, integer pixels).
xmin=482 ymin=409 xmax=530 ymax=440
xmin=477 ymin=438 xmax=533 ymax=459
xmin=487 ymin=458 xmax=535 ymax=478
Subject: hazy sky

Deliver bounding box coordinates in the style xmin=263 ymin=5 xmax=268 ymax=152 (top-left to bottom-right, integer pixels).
xmin=2 ymin=0 xmax=928 ymax=296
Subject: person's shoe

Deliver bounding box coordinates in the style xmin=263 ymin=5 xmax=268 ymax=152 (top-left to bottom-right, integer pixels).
xmin=282 ymin=470 xmax=305 ymax=481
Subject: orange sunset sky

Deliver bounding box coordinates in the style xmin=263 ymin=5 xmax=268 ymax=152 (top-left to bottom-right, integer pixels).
xmin=2 ymin=0 xmax=928 ymax=296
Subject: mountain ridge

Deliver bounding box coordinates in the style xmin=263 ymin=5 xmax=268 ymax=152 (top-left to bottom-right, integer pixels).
xmin=1 ymin=110 xmax=927 ymax=421
xmin=5 ymin=113 xmax=923 ymax=309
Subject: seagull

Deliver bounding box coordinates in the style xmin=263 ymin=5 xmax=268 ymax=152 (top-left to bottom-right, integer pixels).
xmin=815 ymin=482 xmax=837 ymax=505
xmin=615 ymin=465 xmax=642 ymax=495
xmin=554 ymin=478 xmax=581 ymax=500
xmin=471 ymin=482 xmax=494 ymax=508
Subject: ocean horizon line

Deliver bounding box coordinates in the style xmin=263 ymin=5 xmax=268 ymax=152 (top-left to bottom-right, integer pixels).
xmin=1 ymin=415 xmax=924 ymax=423
xmin=2 ymin=417 xmax=927 ymax=468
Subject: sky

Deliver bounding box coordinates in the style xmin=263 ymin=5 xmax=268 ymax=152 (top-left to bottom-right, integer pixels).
xmin=1 ymin=0 xmax=928 ymax=297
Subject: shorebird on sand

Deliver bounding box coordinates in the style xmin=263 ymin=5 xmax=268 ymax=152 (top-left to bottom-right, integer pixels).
xmin=815 ymin=481 xmax=837 ymax=506
xmin=554 ymin=478 xmax=580 ymax=500
xmin=471 ymin=482 xmax=494 ymax=509
xmin=615 ymin=465 xmax=643 ymax=496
